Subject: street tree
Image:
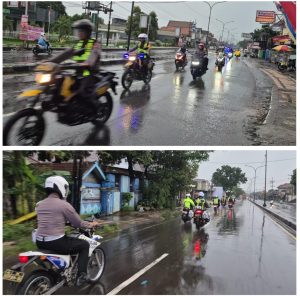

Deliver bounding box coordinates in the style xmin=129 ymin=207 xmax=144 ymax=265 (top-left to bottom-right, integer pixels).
xmin=125 ymin=6 xmax=143 ymax=39
xmin=52 ymin=15 xmax=73 ymax=42
xmin=231 ymin=186 xmax=245 ymax=198
xmin=36 ymin=2 xmax=67 ymax=16
xmin=3 ymin=151 xmax=38 ymax=219
xmin=212 ymin=165 xmax=247 ymax=193
xmin=148 ymin=11 xmax=158 ymax=41
xmin=3 ymin=16 xmax=13 ymax=31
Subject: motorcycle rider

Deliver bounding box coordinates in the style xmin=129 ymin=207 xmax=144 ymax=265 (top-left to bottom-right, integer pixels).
xmin=183 ymin=193 xmax=195 ymax=210
xmin=196 ymin=192 xmax=210 ymax=222
xmin=221 ymin=195 xmax=227 ymax=207
xmin=215 ymin=51 xmax=225 ymax=65
xmin=212 ymin=195 xmax=220 ymax=213
xmin=48 ymin=19 xmax=101 ymax=107
xmin=178 ymin=43 xmax=188 ymax=63
xmin=37 ymin=33 xmax=49 ymax=51
xmin=35 ymin=176 xmax=99 ymax=286
xmin=128 ymin=33 xmax=151 ymax=76
xmin=194 ymin=42 xmax=209 ymax=70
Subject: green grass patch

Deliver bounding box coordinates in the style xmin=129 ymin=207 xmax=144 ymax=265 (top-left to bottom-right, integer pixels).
xmin=161 ymin=209 xmax=179 ymax=220
xmin=121 ymin=206 xmax=135 ymax=212
xmin=96 ymin=223 xmax=120 ymax=236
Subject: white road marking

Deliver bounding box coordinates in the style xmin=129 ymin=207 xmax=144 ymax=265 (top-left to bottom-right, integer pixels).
xmin=107 ymin=253 xmax=169 ymax=295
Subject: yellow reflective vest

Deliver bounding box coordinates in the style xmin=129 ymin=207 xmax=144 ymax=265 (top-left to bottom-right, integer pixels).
xmin=72 ymin=39 xmax=96 ymax=76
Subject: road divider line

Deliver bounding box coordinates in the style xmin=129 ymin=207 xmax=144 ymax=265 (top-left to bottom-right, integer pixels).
xmin=107 ymin=253 xmax=169 ymax=295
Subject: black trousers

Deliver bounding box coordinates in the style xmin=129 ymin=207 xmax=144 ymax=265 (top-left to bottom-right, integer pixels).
xmin=36 ymin=236 xmax=89 ymax=274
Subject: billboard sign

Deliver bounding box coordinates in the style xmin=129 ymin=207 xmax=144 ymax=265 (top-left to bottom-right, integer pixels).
xmin=140 ymin=15 xmax=148 ymax=28
xmin=19 ymin=25 xmax=44 ymax=41
xmin=272 ymin=35 xmax=292 ymax=45
xmin=256 ymin=10 xmax=276 ymax=23
xmin=242 ymin=33 xmax=252 ymax=39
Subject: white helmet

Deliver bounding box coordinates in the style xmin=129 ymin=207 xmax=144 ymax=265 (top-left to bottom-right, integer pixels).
xmin=45 ymin=176 xmax=69 ymax=199
xmin=41 ymin=33 xmax=45 ymax=37
xmin=186 ymin=193 xmax=191 ymax=197
xmin=198 ymin=192 xmax=205 ymax=197
xmin=138 ymin=33 xmax=148 ymax=40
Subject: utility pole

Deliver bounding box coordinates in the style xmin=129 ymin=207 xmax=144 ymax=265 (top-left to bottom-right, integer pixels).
xmin=147 ymin=15 xmax=152 ymax=39
xmin=127 ymin=1 xmax=135 ymax=51
xmin=106 ymin=1 xmax=112 ymax=46
xmin=263 ymin=151 xmax=268 ymax=207
xmin=48 ymin=5 xmax=51 ymax=41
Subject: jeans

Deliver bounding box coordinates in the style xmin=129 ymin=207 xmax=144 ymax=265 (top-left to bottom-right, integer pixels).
xmin=36 ymin=236 xmax=89 ymax=274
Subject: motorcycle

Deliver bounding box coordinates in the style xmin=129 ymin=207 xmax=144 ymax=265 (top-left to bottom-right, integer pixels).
xmin=3 ymin=53 xmax=118 ymax=146
xmin=193 ymin=206 xmax=210 ymax=230
xmin=278 ymin=58 xmax=296 ymax=72
xmin=3 ymin=225 xmax=105 ymax=295
xmin=121 ymin=52 xmax=155 ymax=90
xmin=175 ymin=51 xmax=187 ymax=71
xmin=181 ymin=207 xmax=193 ymax=223
xmin=190 ymin=56 xmax=207 ymax=80
xmin=215 ymin=55 xmax=225 ymax=71
xmin=227 ymin=52 xmax=233 ymax=59
xmin=32 ymin=42 xmax=52 ymax=56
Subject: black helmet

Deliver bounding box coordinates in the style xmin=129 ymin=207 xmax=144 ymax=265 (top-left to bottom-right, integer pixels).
xmin=72 ymin=19 xmax=94 ymax=33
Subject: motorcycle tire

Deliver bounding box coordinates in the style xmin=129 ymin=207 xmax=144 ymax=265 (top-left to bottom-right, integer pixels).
xmin=16 ymin=271 xmax=53 ymax=295
xmin=176 ymin=64 xmax=179 ymax=71
xmin=278 ymin=64 xmax=287 ymax=72
xmin=87 ymin=246 xmax=106 ymax=282
xmin=218 ymin=64 xmax=222 ymax=72
xmin=192 ymin=74 xmax=197 ymax=80
xmin=3 ymin=108 xmax=45 ymax=146
xmin=143 ymin=70 xmax=152 ymax=84
xmin=121 ymin=69 xmax=133 ymax=90
xmin=91 ymin=92 xmax=113 ymax=126
xmin=47 ymin=48 xmax=52 ymax=55
xmin=32 ymin=48 xmax=38 ymax=56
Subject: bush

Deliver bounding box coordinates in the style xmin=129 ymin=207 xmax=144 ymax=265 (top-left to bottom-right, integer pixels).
xmin=121 ymin=206 xmax=134 ymax=212
xmin=122 ymin=192 xmax=133 ymax=207
xmin=155 ymin=40 xmax=163 ymax=47
xmin=3 ymin=221 xmax=36 ymax=242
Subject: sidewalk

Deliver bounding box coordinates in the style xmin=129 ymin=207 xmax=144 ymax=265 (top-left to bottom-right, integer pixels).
xmin=243 ymin=57 xmax=296 ymax=145
xmin=251 ymin=200 xmax=296 ymax=232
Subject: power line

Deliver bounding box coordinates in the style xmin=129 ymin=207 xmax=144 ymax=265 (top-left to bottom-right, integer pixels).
xmin=203 ymin=158 xmax=296 ymax=165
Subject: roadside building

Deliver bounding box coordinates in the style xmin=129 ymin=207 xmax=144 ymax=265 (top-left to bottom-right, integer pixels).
xmin=28 ymin=156 xmax=145 ymax=216
xmin=277 ymin=183 xmax=295 ymax=202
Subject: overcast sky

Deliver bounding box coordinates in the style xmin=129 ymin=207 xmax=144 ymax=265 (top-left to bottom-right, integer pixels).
xmin=64 ymin=1 xmax=277 ymax=42
xmin=197 ymin=150 xmax=296 ymax=193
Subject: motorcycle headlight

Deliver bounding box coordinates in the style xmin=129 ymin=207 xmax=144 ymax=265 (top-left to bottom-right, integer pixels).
xmin=192 ymin=61 xmax=200 ymax=66
xmin=35 ymin=73 xmax=52 ymax=84
xmin=129 ymin=56 xmax=136 ymax=61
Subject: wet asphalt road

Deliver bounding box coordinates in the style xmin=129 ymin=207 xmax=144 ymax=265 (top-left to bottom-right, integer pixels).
xmin=57 ymin=200 xmax=295 ymax=295
xmin=3 ymin=54 xmax=266 ymax=146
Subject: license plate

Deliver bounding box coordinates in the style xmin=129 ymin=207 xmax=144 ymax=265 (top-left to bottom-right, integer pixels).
xmin=3 ymin=269 xmax=25 ymax=283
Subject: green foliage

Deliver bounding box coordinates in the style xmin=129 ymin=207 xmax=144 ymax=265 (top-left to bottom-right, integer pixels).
xmin=122 ymin=192 xmax=133 ymax=206
xmin=3 ymin=221 xmax=36 ymax=242
xmin=36 ymin=2 xmax=67 ymax=15
xmin=231 ymin=186 xmax=245 ymax=198
xmin=212 ymin=165 xmax=247 ymax=192
xmin=3 ymin=16 xmax=13 ymax=31
xmin=126 ymin=6 xmax=143 ymax=39
xmin=52 ymin=15 xmax=72 ymax=42
xmin=148 ymin=11 xmax=158 ymax=41
xmin=121 ymin=206 xmax=135 ymax=212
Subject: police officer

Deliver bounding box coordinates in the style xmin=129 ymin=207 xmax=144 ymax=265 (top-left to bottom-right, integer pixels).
xmin=129 ymin=33 xmax=151 ymax=76
xmin=48 ymin=19 xmax=101 ymax=108
xmin=183 ymin=193 xmax=195 ymax=210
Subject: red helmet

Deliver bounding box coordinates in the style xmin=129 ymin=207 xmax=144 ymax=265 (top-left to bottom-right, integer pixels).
xmin=198 ymin=42 xmax=205 ymax=49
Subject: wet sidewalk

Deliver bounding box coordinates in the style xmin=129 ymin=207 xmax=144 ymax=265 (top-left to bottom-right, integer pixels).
xmin=254 ymin=200 xmax=296 ymax=225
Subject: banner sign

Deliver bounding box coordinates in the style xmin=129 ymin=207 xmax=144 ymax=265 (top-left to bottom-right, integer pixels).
xmin=256 ymin=10 xmax=276 ymax=23
xmin=242 ymin=33 xmax=252 ymax=39
xmin=19 ymin=25 xmax=44 ymax=41
xmin=272 ymin=35 xmax=292 ymax=45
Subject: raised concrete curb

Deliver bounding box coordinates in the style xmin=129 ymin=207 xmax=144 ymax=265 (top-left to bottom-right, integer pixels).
xmin=3 ymin=55 xmax=173 ymax=74
xmin=251 ymin=200 xmax=296 ymax=231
